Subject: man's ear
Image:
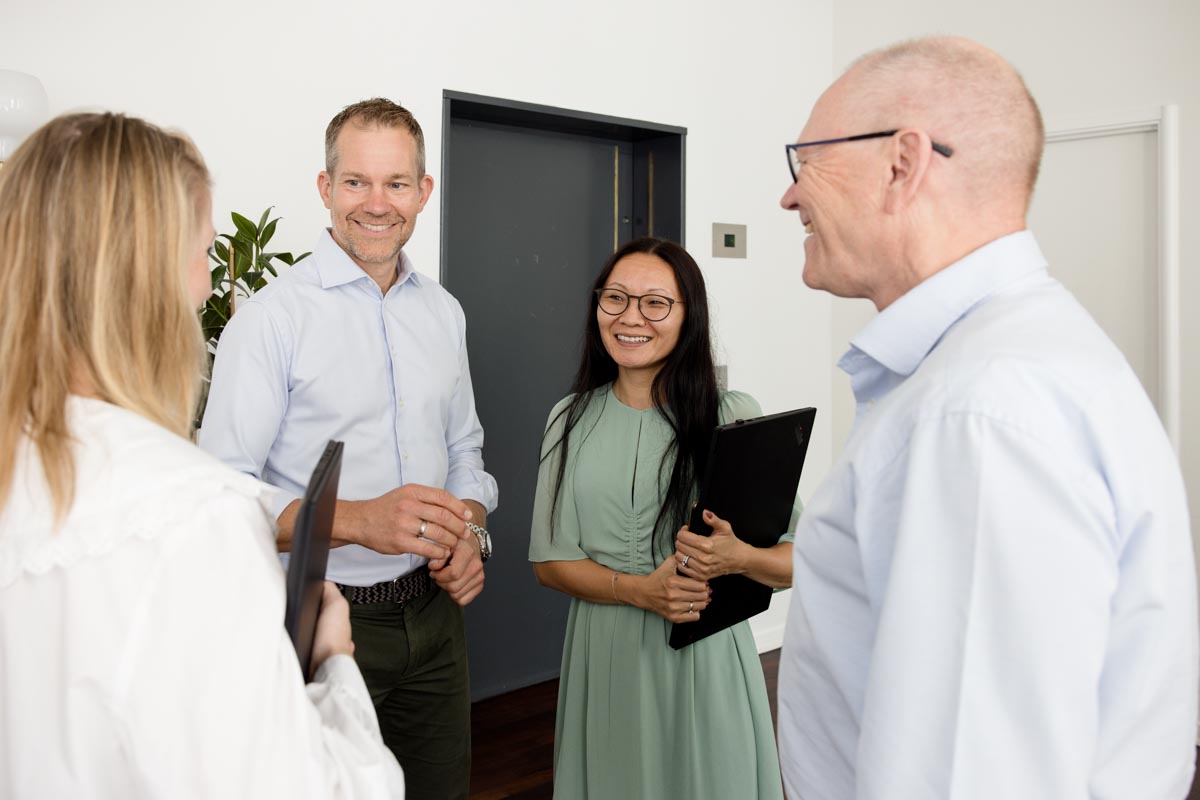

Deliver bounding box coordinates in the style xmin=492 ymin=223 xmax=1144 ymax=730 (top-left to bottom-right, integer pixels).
xmin=416 ymin=174 xmax=435 ymax=212
xmin=884 ymin=129 xmax=934 ymax=214
xmin=317 ymin=171 xmax=333 ymax=210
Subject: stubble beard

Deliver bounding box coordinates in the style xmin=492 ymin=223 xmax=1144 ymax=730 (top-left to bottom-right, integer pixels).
xmin=336 ymin=218 xmax=410 ymax=269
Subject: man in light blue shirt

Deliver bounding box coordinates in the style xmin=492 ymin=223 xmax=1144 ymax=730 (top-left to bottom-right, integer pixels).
xmin=200 ymin=98 xmax=497 ymax=799
xmin=777 ymin=37 xmax=1197 ymax=799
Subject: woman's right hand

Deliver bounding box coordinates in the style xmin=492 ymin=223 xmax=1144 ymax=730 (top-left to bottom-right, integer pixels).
xmin=309 ymin=581 xmax=355 ymax=673
xmin=630 ymin=557 xmax=711 ymax=623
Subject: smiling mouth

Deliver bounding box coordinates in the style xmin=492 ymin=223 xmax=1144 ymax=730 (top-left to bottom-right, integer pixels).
xmin=355 ymin=220 xmax=397 ymax=232
xmin=616 ymin=334 xmax=650 ymax=344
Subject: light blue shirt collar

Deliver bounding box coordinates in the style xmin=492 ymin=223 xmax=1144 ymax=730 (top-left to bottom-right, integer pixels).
xmin=843 ymin=230 xmax=1048 ymax=379
xmin=313 ymin=228 xmax=422 ymax=292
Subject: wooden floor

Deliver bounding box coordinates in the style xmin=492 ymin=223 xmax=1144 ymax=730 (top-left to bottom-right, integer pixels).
xmin=470 ymin=649 xmax=1200 ymax=799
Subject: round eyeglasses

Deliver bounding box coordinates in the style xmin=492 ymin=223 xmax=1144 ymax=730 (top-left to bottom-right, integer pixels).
xmin=594 ymin=288 xmax=682 ymax=322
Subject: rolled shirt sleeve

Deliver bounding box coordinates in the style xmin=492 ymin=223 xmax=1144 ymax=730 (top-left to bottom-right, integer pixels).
xmin=442 ymin=308 xmax=498 ymax=512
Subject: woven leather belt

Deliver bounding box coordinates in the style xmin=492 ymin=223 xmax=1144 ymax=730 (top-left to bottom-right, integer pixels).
xmin=337 ymin=567 xmax=434 ymax=605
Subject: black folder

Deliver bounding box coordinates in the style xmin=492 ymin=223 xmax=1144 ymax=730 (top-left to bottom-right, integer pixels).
xmin=283 ymin=440 xmax=344 ymax=680
xmin=669 ymin=407 xmax=816 ymax=649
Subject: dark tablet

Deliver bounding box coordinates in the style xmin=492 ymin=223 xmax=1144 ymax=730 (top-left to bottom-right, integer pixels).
xmin=669 ymin=407 xmax=816 ymax=650
xmin=283 ymin=440 xmax=344 ymax=680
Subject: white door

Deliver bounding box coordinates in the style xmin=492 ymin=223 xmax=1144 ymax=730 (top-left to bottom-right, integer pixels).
xmin=1027 ymin=129 xmax=1160 ymax=409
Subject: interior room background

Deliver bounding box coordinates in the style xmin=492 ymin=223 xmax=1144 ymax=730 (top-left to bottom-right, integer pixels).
xmin=4 ymin=0 xmax=1195 ymax=709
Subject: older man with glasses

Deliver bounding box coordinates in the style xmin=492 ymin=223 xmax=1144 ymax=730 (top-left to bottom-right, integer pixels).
xmin=776 ymin=36 xmax=1197 ymax=800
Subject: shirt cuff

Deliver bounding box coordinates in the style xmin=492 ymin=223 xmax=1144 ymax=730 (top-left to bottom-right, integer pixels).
xmin=446 ymin=471 xmax=499 ymax=514
xmin=262 ymin=482 xmax=302 ymax=523
xmin=311 ymin=652 xmax=370 ymax=695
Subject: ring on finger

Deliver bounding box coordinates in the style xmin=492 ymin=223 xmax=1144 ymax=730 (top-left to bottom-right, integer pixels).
xmin=689 ymin=601 xmax=694 ymax=613
xmin=681 ymin=554 xmax=690 ymax=568
xmin=418 ymin=519 xmax=428 ymax=536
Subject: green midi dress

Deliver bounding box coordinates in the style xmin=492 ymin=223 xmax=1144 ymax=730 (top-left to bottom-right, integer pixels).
xmin=529 ymin=384 xmax=791 ymax=800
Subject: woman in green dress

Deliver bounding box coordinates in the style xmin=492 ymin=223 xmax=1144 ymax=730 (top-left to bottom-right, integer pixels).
xmin=529 ymin=237 xmax=795 ymax=799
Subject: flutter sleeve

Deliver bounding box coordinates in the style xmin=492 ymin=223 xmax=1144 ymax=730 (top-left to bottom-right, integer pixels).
xmin=529 ymin=394 xmax=589 ymax=562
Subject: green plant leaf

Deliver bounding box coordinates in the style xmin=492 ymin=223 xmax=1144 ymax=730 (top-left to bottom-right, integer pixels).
xmin=257 ymin=207 xmax=272 ymax=234
xmin=260 ymin=218 xmax=278 ymax=249
xmin=229 ymin=238 xmax=254 ymax=272
xmin=256 ymin=255 xmax=279 ymax=278
xmin=211 ymin=240 xmax=230 ymax=262
xmin=231 ymin=212 xmax=258 ymax=241
xmin=201 ymin=301 xmax=230 ymax=341
xmin=208 ymin=293 xmax=231 ymax=314
xmin=295 ymin=251 xmax=311 ymax=263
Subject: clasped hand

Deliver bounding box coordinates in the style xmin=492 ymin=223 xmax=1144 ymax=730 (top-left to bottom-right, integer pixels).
xmin=673 ymin=509 xmax=745 ymax=581
xmin=351 ymin=484 xmax=484 ymax=606
xmin=353 ymin=484 xmax=471 ymax=560
xmin=640 ymin=556 xmax=711 ymax=623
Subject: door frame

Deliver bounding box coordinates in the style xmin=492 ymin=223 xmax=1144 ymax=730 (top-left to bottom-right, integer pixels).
xmin=1044 ymin=104 xmax=1180 ymax=451
xmin=440 ymin=89 xmax=688 ymax=282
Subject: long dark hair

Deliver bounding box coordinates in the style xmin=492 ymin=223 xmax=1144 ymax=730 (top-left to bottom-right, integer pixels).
xmin=542 ymin=237 xmax=719 ymax=555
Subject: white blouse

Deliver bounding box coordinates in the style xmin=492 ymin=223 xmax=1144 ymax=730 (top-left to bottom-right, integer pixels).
xmin=0 ymin=398 xmax=405 ymax=799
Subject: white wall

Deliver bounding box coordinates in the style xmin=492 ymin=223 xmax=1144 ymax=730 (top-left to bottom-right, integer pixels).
xmin=7 ymin=0 xmax=1194 ymax=663
xmin=829 ymin=0 xmax=1200 ymax=635
xmin=0 ymin=0 xmax=836 ymax=651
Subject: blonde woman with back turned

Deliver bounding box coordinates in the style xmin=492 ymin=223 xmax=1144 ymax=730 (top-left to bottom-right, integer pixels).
xmin=0 ymin=113 xmax=404 ymax=798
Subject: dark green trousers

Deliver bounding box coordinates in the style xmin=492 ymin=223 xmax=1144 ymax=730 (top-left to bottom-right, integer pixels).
xmin=349 ymin=587 xmax=471 ymax=800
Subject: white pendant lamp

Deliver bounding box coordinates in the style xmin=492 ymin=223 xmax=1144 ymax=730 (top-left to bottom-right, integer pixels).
xmin=0 ymin=70 xmax=49 ymax=162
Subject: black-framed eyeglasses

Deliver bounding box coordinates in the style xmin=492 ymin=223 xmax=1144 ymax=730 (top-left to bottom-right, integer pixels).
xmin=785 ymin=130 xmax=954 ymax=182
xmin=594 ymin=288 xmax=682 ymax=322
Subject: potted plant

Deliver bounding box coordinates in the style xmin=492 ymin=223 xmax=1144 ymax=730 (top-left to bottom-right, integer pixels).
xmin=195 ymin=207 xmax=309 ymax=426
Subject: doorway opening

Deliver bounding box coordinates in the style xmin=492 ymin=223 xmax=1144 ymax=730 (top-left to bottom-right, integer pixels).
xmin=441 ymin=90 xmax=686 ymax=700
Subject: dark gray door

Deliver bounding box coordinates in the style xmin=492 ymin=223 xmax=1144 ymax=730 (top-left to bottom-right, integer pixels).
xmin=442 ymin=94 xmax=684 ymax=700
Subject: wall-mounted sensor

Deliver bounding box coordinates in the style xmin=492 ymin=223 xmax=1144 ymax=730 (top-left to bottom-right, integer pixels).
xmin=712 ymin=223 xmax=747 ymax=259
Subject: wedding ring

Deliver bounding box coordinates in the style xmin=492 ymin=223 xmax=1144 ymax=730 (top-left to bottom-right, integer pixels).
xmin=689 ymin=601 xmax=694 ymax=613
xmin=418 ymin=520 xmax=428 ymax=536
xmin=681 ymin=555 xmax=690 ymax=568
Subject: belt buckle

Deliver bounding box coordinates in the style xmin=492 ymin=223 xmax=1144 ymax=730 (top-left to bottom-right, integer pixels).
xmin=389 ymin=573 xmax=407 ymax=603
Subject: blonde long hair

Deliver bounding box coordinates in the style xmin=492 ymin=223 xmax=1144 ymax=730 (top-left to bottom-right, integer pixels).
xmin=0 ymin=112 xmax=210 ymax=518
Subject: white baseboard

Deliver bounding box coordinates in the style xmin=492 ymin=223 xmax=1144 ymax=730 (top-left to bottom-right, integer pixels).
xmin=750 ymin=588 xmax=791 ymax=654
xmin=753 ymin=620 xmax=786 ymax=654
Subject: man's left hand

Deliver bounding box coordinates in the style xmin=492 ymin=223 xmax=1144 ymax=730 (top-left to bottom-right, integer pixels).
xmin=429 ymin=533 xmax=485 ymax=606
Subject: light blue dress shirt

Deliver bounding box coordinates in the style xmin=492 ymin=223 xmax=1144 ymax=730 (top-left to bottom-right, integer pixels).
xmin=199 ymin=230 xmax=498 ymax=586
xmin=778 ymin=231 xmax=1197 ymax=799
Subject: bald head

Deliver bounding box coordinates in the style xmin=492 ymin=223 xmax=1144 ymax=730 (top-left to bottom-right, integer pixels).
xmin=843 ymin=37 xmax=1044 ymax=212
